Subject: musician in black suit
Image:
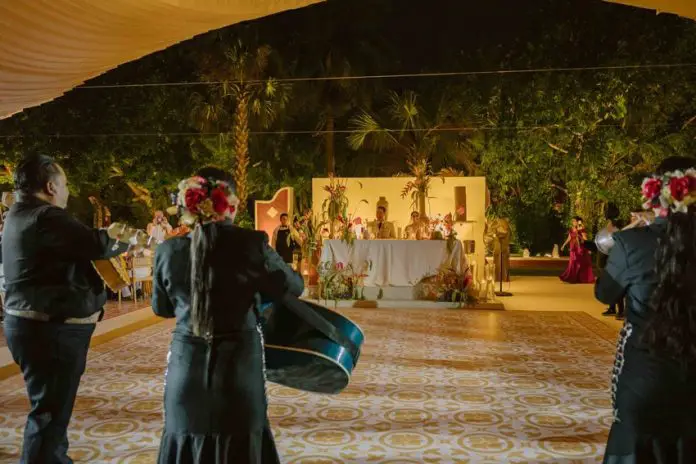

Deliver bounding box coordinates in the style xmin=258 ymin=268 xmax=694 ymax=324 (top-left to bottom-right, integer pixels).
xmin=153 ymin=167 xmax=303 ymax=464
xmin=2 ymin=155 xmax=130 ymax=464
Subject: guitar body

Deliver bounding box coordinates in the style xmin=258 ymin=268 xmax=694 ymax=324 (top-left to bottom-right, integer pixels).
xmin=260 ymin=300 xmax=364 ymax=394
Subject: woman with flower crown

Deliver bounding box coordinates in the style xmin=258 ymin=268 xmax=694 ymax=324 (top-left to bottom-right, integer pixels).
xmin=596 ymin=156 xmax=696 ymax=463
xmin=152 ymin=167 xmax=304 ymax=464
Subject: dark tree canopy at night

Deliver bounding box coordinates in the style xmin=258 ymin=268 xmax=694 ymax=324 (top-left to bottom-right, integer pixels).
xmin=1 ymin=0 xmax=695 ymax=252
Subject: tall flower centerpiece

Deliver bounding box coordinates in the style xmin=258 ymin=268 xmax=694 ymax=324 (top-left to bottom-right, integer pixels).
xmin=321 ymin=177 xmax=367 ymax=244
xmin=400 ymin=157 xmax=445 ymax=219
xmin=293 ymin=211 xmax=326 ymax=288
xmin=321 ymin=176 xmax=349 ymax=239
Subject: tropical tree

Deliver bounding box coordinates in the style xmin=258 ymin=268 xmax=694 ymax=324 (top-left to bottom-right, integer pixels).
xmin=191 ymin=39 xmax=290 ymax=211
xmin=347 ymin=89 xmax=482 ymax=215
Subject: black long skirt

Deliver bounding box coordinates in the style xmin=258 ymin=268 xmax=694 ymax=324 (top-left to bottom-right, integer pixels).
xmin=603 ymin=323 xmax=696 ymax=463
xmin=157 ymin=329 xmax=280 ymax=464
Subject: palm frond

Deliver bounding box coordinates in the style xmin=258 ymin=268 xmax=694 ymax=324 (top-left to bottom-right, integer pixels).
xmin=347 ymin=111 xmax=401 ymax=152
xmin=387 ymin=91 xmax=420 ymax=133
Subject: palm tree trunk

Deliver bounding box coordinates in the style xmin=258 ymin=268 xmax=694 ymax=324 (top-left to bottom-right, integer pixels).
xmin=325 ymin=111 xmax=336 ymax=176
xmin=234 ymin=94 xmax=250 ymax=213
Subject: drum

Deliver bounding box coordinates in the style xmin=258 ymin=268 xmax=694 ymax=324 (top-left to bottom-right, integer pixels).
xmin=92 ymin=257 xmax=131 ymax=292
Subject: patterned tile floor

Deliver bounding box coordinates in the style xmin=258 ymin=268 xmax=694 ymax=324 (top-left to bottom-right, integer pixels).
xmin=0 ymin=299 xmax=150 ymax=347
xmin=0 ymin=308 xmax=617 ymax=463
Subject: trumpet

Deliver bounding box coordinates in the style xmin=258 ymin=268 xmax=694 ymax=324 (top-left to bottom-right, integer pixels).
xmin=594 ymin=213 xmax=653 ymax=255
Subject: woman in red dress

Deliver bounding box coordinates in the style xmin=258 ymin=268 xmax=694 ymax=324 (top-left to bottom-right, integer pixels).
xmin=560 ymin=216 xmax=595 ymax=283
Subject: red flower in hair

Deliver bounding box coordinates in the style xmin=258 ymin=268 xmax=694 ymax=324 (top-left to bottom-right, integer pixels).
xmin=185 ymin=188 xmax=207 ymax=212
xmin=641 ymin=178 xmax=662 ymax=200
xmin=669 ymin=176 xmax=691 ymax=202
xmin=210 ymin=187 xmax=229 ymax=214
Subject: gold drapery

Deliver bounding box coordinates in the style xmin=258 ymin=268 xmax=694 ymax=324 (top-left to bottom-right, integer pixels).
xmin=0 ymin=0 xmax=692 ymax=120
xmin=0 ymin=0 xmax=321 ymax=119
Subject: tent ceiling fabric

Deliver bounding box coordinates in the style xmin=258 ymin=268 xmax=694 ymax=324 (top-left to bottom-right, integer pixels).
xmin=0 ymin=1 xmax=692 ymax=120
xmin=0 ymin=0 xmax=321 ymax=119
xmin=605 ymin=0 xmax=696 ymax=20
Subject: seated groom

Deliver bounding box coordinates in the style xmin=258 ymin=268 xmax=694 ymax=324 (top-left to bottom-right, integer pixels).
xmin=365 ymin=206 xmax=396 ymax=239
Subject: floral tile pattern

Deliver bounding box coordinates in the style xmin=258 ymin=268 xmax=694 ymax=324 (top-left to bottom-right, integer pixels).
xmin=0 ymin=308 xmax=617 ymax=463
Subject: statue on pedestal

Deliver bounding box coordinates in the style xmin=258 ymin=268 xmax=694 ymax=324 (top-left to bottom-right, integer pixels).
xmin=484 ymin=217 xmax=511 ymax=283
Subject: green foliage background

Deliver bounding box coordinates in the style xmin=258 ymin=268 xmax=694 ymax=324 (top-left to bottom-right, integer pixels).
xmin=1 ymin=0 xmax=695 ymax=252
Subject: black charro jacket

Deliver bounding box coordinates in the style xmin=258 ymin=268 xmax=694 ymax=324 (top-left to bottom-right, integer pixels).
xmin=2 ymin=196 xmax=128 ymax=320
xmin=152 ymin=221 xmax=304 ymax=335
xmin=595 ymin=217 xmax=666 ymax=334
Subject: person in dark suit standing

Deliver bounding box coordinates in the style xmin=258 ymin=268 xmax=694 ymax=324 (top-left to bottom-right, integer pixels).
xmin=600 ymin=203 xmax=626 ymax=319
xmin=153 ymin=167 xmax=303 ymax=464
xmin=2 ymin=155 xmax=131 ymax=464
xmin=596 ymin=156 xmax=696 ymax=463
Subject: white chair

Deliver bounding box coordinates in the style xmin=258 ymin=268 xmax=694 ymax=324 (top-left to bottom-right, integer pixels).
xmin=130 ymin=256 xmax=153 ymax=303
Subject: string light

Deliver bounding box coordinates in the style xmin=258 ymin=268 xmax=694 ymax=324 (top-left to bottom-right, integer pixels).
xmin=77 ymin=63 xmax=696 ymax=89
xmin=0 ymin=123 xmax=684 ymax=139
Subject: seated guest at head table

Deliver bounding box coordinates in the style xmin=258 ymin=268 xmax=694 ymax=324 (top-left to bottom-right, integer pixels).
xmin=403 ymin=211 xmax=430 ymax=240
xmin=364 ymin=206 xmax=397 ymax=239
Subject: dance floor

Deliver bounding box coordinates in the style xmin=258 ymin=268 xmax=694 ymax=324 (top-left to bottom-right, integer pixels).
xmin=0 ymin=307 xmax=617 ymax=463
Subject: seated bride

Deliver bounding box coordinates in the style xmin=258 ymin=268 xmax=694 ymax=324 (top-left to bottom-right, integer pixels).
xmin=403 ymin=211 xmax=430 ymax=240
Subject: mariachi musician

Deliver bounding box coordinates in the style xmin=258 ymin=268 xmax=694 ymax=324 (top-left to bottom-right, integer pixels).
xmin=2 ymin=155 xmax=137 ymax=463
xmin=152 ymin=167 xmax=303 ymax=464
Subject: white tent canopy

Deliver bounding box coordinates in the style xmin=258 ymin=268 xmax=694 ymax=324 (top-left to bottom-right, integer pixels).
xmin=607 ymin=0 xmax=696 ymax=20
xmin=0 ymin=0 xmax=321 ymax=119
xmin=0 ymin=0 xmax=692 ymax=120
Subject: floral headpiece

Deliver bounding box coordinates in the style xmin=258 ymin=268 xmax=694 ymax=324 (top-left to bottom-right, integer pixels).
xmin=641 ymin=169 xmax=696 ymax=214
xmin=176 ymin=176 xmax=239 ymax=225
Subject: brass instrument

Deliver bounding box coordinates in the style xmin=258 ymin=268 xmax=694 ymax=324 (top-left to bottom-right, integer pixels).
xmin=594 ymin=215 xmax=652 ymax=255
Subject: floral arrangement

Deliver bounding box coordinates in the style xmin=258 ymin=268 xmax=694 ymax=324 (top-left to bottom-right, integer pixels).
xmin=400 ymin=157 xmax=445 ymax=213
xmin=292 ymin=211 xmax=326 ymax=258
xmin=318 ymin=259 xmax=373 ymax=305
xmin=417 ymin=267 xmax=476 ymax=308
xmin=321 ymin=176 xmax=368 ymax=243
xmin=428 ymin=213 xmax=458 ymax=253
xmin=642 ymin=169 xmax=696 ymax=214
xmin=322 ymin=176 xmax=349 ymax=229
xmin=176 ymin=176 xmax=239 ymax=225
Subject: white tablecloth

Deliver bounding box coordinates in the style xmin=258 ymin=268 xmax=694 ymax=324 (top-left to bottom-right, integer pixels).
xmin=319 ymin=239 xmax=467 ymax=287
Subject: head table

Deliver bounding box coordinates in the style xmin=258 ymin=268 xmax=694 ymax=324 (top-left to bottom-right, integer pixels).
xmin=319 ymin=239 xmax=468 ymax=287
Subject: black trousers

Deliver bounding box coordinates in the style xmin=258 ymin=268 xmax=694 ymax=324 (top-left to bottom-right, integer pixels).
xmin=4 ymin=315 xmax=95 ymax=464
